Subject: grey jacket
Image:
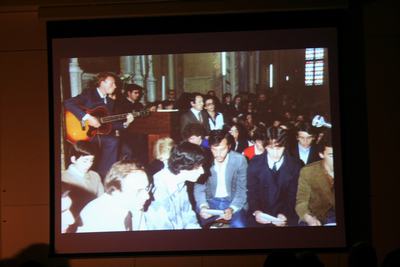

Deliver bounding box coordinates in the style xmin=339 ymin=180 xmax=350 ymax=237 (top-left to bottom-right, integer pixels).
xmin=194 ymin=151 xmax=248 ymax=211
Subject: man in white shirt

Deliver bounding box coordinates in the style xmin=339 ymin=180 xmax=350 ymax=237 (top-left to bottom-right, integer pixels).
xmin=180 ymin=92 xmax=210 ymax=138
xmin=77 ymin=160 xmax=151 ymax=233
xmin=194 ymin=130 xmax=248 ymax=228
xmin=290 ymin=122 xmax=320 ymax=166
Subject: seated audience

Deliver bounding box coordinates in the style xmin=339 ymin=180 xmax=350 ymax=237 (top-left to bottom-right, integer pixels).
xmin=243 ymin=126 xmax=267 ymax=161
xmin=290 ymin=122 xmax=320 ymax=166
xmin=248 ymin=126 xmax=302 ymax=226
xmin=146 ymin=142 xmax=205 ymax=230
xmin=221 ymin=93 xmax=235 ymax=123
xmin=295 ymin=130 xmax=336 ymax=226
xmin=225 ymin=123 xmax=249 ymax=153
xmin=61 ymin=189 xmax=74 ymax=234
xmin=62 ymin=141 xmax=104 ymax=232
xmin=146 ymin=137 xmax=175 ymax=179
xmin=182 ymin=123 xmax=208 ymax=148
xmin=77 ymin=160 xmax=151 ymax=232
xmin=194 ymin=130 xmax=248 ymax=228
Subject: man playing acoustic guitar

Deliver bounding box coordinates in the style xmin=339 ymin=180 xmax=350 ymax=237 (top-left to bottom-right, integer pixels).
xmin=64 ymin=72 xmax=134 ymax=179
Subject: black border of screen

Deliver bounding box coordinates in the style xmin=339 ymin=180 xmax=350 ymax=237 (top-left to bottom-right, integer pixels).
xmin=47 ymin=8 xmax=371 ymax=257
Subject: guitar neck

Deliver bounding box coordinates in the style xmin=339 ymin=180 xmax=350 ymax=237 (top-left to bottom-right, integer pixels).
xmin=100 ymin=113 xmax=128 ymax=124
xmin=99 ymin=111 xmax=144 ymax=124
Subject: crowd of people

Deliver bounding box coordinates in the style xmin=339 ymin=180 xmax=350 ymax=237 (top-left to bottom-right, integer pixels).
xmin=61 ymin=71 xmax=335 ymax=233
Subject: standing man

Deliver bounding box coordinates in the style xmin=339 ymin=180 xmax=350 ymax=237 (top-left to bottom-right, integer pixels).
xmin=194 ymin=130 xmax=248 ymax=228
xmin=114 ymin=84 xmax=147 ymax=163
xmin=64 ymin=72 xmax=134 ymax=179
xmin=290 ymin=122 xmax=320 ymax=166
xmin=180 ymin=92 xmax=210 ymax=138
xmin=295 ymin=130 xmax=336 ymax=226
xmin=247 ymin=127 xmax=302 ymax=227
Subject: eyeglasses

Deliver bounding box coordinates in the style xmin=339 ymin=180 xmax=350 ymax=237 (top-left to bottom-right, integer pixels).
xmin=205 ymin=102 xmax=214 ymax=106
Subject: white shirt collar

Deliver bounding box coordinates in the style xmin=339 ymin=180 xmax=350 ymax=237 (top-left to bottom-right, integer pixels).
xmin=190 ymin=107 xmax=201 ymax=117
xmin=298 ymin=144 xmax=311 ymax=164
xmin=214 ymin=152 xmax=230 ymax=169
xmin=96 ymin=88 xmax=107 ymax=99
xmin=267 ymin=153 xmax=284 ymax=171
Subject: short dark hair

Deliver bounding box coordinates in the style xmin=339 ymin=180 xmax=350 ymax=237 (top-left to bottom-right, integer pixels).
xmin=208 ymin=129 xmax=234 ymax=148
xmin=223 ymin=122 xmax=247 ymax=140
xmin=203 ymin=95 xmax=214 ymax=104
xmin=125 ymin=83 xmax=143 ymax=95
xmin=265 ymin=126 xmax=288 ymax=147
xmin=189 ymin=92 xmax=203 ymax=104
xmin=68 ymin=141 xmax=97 ymax=164
xmin=223 ymin=93 xmax=232 ymax=99
xmin=182 ymin=123 xmax=206 ymax=140
xmin=317 ymin=130 xmax=332 ymax=153
xmin=296 ymin=122 xmax=315 ymax=136
xmin=252 ymin=125 xmax=268 ymax=145
xmin=168 ymin=142 xmax=205 ymax=175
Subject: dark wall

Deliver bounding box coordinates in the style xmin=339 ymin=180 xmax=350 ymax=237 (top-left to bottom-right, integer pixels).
xmin=0 ymin=0 xmax=399 ymax=266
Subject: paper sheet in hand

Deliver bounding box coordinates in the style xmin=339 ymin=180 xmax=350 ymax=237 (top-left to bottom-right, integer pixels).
xmin=206 ymin=209 xmax=225 ymax=216
xmin=259 ymin=212 xmax=284 ymax=222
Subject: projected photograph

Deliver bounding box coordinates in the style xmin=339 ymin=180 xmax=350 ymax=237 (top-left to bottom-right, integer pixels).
xmin=59 ymin=48 xmax=335 ymax=234
xmin=50 ymin=20 xmax=345 ymax=254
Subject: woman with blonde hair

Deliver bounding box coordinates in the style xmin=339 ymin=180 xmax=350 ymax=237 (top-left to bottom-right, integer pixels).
xmin=146 ymin=137 xmax=175 ymax=178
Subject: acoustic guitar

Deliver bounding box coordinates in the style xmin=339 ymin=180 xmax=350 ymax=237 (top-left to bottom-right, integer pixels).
xmin=65 ymin=106 xmax=149 ymax=143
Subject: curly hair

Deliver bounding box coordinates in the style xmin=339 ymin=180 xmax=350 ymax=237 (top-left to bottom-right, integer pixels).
xmin=168 ymin=142 xmax=205 ymax=175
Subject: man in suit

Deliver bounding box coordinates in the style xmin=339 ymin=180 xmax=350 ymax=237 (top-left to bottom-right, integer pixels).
xmin=64 ymin=72 xmax=133 ymax=179
xmin=247 ymin=126 xmax=302 ymax=227
xmin=180 ymin=92 xmax=210 ymax=138
xmin=194 ymin=129 xmax=248 ymax=228
xmin=290 ymin=122 xmax=320 ymax=166
xmin=114 ymin=83 xmax=147 ymax=163
xmin=295 ymin=130 xmax=335 ymax=226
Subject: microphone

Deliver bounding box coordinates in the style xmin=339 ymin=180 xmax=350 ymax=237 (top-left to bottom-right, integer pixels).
xmin=312 ymin=115 xmax=332 ymax=128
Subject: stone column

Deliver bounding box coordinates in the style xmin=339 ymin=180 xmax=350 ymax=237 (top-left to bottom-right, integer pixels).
xmin=167 ymin=54 xmax=175 ymax=100
xmin=249 ymin=51 xmax=256 ymax=94
xmin=141 ymin=55 xmax=147 ymax=77
xmin=255 ymin=51 xmax=260 ymax=87
xmin=133 ymin=56 xmax=144 ymax=87
xmin=239 ymin=51 xmax=249 ymax=93
xmin=229 ymin=52 xmax=238 ymax=97
xmin=69 ymin=58 xmax=83 ymax=97
xmin=146 ymin=55 xmax=157 ymax=102
xmin=120 ymin=56 xmax=134 ymax=82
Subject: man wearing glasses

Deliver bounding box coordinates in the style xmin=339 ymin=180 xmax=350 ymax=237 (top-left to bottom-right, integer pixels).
xmin=204 ymin=96 xmax=225 ymax=130
xmin=77 ymin=160 xmax=152 ymax=232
